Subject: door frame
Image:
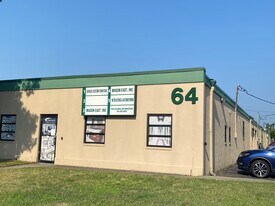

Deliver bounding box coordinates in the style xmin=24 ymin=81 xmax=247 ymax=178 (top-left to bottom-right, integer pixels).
xmin=38 ymin=114 xmax=58 ymax=163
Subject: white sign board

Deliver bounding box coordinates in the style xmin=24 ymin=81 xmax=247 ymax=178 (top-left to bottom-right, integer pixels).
xmin=82 ymin=85 xmax=136 ymax=116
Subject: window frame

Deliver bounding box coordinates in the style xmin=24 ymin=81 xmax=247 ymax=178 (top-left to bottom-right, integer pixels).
xmin=84 ymin=116 xmax=106 ymax=144
xmin=229 ymin=126 xmax=231 ymax=145
xmin=242 ymin=121 xmax=245 ymax=141
xmin=225 ymin=125 xmax=227 ymax=144
xmin=251 ymin=128 xmax=255 ymax=138
xmin=0 ymin=114 xmax=16 ymax=141
xmin=146 ymin=114 xmax=172 ymax=148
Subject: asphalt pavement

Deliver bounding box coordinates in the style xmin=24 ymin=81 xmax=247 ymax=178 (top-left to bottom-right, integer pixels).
xmin=216 ymin=164 xmax=275 ymax=181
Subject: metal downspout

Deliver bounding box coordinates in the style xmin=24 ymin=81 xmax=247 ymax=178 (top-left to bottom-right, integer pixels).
xmin=209 ymin=81 xmax=216 ymax=176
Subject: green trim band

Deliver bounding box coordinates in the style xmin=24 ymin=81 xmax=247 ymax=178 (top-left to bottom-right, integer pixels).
xmin=82 ymin=87 xmax=86 ymax=115
xmin=0 ymin=67 xmax=205 ymax=92
xmin=205 ymin=75 xmax=254 ymax=123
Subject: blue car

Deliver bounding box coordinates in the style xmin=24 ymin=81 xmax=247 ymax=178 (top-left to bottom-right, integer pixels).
xmin=237 ymin=146 xmax=275 ymax=178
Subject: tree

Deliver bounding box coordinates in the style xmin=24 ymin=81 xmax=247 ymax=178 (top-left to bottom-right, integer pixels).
xmin=270 ymin=129 xmax=275 ymax=141
xmin=0 ymin=79 xmax=40 ymax=160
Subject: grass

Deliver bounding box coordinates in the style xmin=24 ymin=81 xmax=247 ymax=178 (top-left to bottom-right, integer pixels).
xmin=0 ymin=159 xmax=31 ymax=168
xmin=0 ymin=167 xmax=274 ymax=206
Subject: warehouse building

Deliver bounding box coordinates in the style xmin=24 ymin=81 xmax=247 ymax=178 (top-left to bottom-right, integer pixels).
xmin=0 ymin=67 xmax=268 ymax=176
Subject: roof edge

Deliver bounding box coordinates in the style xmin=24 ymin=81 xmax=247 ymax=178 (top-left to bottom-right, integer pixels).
xmin=0 ymin=67 xmax=205 ymax=82
xmin=0 ymin=67 xmax=206 ymax=91
xmin=204 ymin=74 xmax=255 ymax=123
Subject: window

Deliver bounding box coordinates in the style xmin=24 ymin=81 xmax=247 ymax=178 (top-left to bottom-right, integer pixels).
xmin=0 ymin=115 xmax=16 ymax=141
xmin=242 ymin=121 xmax=245 ymax=141
xmin=84 ymin=116 xmax=105 ymax=144
xmin=229 ymin=127 xmax=231 ymax=145
xmin=251 ymin=128 xmax=255 ymax=138
xmin=225 ymin=125 xmax=227 ymax=144
xmin=147 ymin=114 xmax=172 ymax=148
xmin=251 ymin=128 xmax=257 ymax=139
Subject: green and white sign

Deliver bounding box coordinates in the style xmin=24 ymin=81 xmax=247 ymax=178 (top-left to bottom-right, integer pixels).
xmin=82 ymin=85 xmax=136 ymax=116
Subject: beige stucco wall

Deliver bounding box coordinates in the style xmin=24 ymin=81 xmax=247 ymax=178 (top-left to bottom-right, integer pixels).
xmin=0 ymin=88 xmax=81 ymax=161
xmin=261 ymin=131 xmax=269 ymax=148
xmin=250 ymin=123 xmax=269 ymax=149
xmin=250 ymin=123 xmax=259 ymax=149
xmin=213 ymin=94 xmax=251 ymax=172
xmin=205 ymin=85 xmax=269 ymax=173
xmin=204 ymin=86 xmax=210 ymax=175
xmin=0 ymin=82 xmax=205 ymax=176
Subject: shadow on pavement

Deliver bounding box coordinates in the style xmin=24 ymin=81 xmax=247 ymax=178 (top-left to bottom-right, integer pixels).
xmin=217 ymin=164 xmax=275 ymax=180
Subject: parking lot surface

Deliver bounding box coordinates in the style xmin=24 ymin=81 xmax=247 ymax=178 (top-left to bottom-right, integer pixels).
xmin=216 ymin=164 xmax=275 ymax=181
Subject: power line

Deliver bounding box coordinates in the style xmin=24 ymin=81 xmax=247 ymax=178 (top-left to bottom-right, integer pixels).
xmin=238 ymin=85 xmax=275 ymax=106
xmin=259 ymin=113 xmax=275 ymax=121
xmin=246 ymin=109 xmax=275 ymax=113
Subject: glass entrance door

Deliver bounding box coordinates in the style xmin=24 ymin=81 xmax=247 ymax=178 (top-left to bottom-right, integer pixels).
xmin=39 ymin=115 xmax=58 ymax=162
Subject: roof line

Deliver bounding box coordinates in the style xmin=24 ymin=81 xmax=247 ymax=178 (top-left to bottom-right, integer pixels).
xmin=0 ymin=67 xmax=205 ymax=82
xmin=0 ymin=67 xmax=206 ymax=91
xmin=204 ymin=74 xmax=255 ymax=123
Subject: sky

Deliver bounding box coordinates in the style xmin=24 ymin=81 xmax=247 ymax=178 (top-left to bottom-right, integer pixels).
xmin=0 ymin=0 xmax=275 ymax=124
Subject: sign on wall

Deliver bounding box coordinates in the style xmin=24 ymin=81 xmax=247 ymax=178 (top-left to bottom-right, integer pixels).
xmin=82 ymin=85 xmax=136 ymax=116
xmin=171 ymin=87 xmax=198 ymax=105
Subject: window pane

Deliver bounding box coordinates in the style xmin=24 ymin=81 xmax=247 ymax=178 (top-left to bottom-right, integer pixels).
xmin=149 ymin=126 xmax=171 ymax=136
xmin=86 ymin=125 xmax=105 ymax=134
xmin=147 ymin=114 xmax=172 ymax=147
xmin=148 ymin=137 xmax=171 ymax=147
xmin=1 ymin=124 xmax=16 ymax=132
xmin=149 ymin=116 xmax=171 ymax=125
xmin=85 ymin=116 xmax=106 ymax=144
xmin=2 ymin=116 xmax=16 ymax=124
xmin=1 ymin=132 xmax=15 ymax=140
xmin=1 ymin=115 xmax=16 ymax=141
xmin=87 ymin=117 xmax=105 ymax=124
xmin=42 ymin=124 xmax=56 ymax=136
xmin=85 ymin=134 xmax=105 ymax=143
